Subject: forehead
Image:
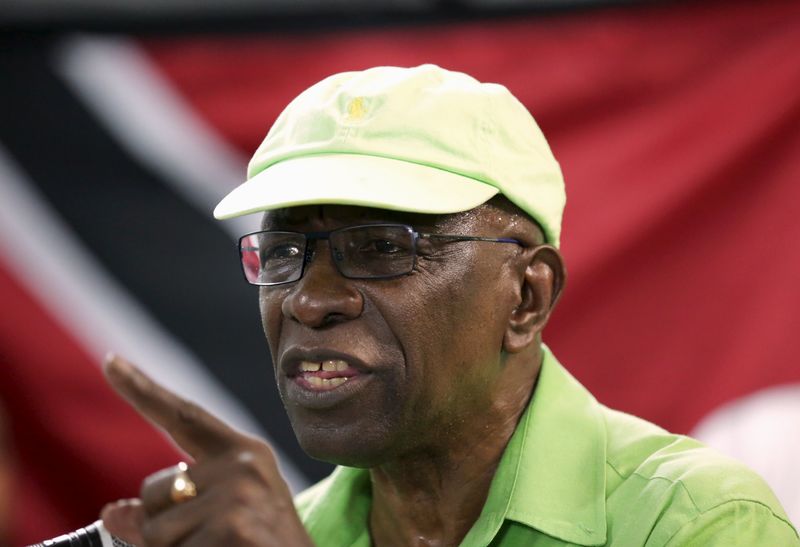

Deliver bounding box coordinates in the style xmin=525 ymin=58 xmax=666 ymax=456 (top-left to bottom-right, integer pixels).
xmin=260 ymin=205 xmax=478 ymax=232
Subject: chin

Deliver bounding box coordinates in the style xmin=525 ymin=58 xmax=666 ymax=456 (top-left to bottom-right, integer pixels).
xmin=293 ymin=421 xmax=394 ymax=468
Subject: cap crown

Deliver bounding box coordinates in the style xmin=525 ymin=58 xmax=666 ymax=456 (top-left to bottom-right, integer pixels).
xmin=244 ymin=64 xmax=566 ymax=246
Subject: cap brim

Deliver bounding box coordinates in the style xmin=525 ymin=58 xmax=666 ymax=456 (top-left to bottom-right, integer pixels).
xmin=213 ymin=154 xmax=499 ymax=220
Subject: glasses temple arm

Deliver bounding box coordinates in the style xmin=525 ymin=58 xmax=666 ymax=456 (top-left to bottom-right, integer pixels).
xmin=419 ymin=233 xmax=523 ymax=245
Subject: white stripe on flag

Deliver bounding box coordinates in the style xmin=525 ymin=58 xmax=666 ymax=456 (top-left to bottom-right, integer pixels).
xmin=53 ymin=34 xmax=260 ymax=239
xmin=0 ymin=145 xmax=308 ymax=492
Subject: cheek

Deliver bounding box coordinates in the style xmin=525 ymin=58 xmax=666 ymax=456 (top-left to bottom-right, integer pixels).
xmin=258 ymin=288 xmax=285 ymax=364
xmin=374 ymin=254 xmax=509 ymax=416
xmin=419 ymin=253 xmax=507 ymax=355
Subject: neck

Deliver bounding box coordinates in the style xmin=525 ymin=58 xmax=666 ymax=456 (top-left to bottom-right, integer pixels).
xmin=368 ymin=348 xmax=542 ymax=547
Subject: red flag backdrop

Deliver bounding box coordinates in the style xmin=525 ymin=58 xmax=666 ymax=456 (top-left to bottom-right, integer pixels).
xmin=141 ymin=0 xmax=800 ymax=436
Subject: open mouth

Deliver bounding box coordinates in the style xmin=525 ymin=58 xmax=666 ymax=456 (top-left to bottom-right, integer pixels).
xmin=280 ymin=349 xmax=380 ymax=409
xmin=293 ymin=359 xmax=362 ymax=391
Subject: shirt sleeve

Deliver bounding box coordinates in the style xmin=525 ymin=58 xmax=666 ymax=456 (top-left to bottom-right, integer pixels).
xmin=663 ymin=499 xmax=799 ymax=546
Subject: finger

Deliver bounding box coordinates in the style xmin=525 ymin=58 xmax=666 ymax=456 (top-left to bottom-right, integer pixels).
xmin=179 ymin=520 xmax=227 ymax=547
xmin=139 ymin=483 xmax=229 ymax=546
xmin=140 ymin=461 xmax=201 ymax=516
xmin=140 ymin=446 xmax=280 ymax=516
xmin=177 ymin=512 xmax=273 ymax=547
xmin=178 ymin=504 xmax=311 ymax=547
xmin=103 ymin=353 xmax=244 ymax=459
xmin=141 ymin=500 xmax=204 ymax=546
xmin=101 ymin=498 xmax=145 ymax=545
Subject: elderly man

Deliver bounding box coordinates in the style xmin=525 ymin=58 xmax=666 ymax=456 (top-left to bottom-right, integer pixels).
xmin=101 ymin=65 xmax=797 ymax=546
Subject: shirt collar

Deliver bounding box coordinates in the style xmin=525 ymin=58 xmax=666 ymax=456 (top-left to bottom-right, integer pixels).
xmin=298 ymin=465 xmax=372 ymax=547
xmin=461 ymin=345 xmax=608 ymax=545
xmin=299 ymin=345 xmax=608 ymax=546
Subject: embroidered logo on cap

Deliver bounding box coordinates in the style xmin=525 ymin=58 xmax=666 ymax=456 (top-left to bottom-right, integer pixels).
xmin=345 ymin=97 xmax=367 ymax=122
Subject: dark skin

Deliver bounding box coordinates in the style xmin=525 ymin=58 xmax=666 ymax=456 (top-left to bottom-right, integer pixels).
xmin=102 ymin=197 xmax=566 ymax=546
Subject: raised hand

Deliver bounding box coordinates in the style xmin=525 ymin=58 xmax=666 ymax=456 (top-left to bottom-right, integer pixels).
xmin=100 ymin=354 xmax=313 ymax=547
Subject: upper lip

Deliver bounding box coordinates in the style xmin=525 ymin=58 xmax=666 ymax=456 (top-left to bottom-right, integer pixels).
xmin=279 ymin=347 xmax=372 ymax=377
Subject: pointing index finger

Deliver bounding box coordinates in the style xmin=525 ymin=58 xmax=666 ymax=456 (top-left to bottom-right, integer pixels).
xmin=103 ymin=353 xmax=244 ymax=460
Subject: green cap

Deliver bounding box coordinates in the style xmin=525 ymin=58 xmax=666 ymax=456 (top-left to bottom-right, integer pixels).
xmin=214 ymin=64 xmax=566 ymax=246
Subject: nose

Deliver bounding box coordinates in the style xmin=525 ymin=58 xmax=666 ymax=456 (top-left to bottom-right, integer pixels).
xmin=281 ymin=241 xmax=364 ymax=328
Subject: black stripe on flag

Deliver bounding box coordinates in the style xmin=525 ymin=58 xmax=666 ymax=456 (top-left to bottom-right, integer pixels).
xmin=0 ymin=35 xmax=334 ymax=482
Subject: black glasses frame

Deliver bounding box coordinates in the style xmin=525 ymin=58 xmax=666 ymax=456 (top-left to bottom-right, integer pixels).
xmin=238 ymin=223 xmax=523 ymax=286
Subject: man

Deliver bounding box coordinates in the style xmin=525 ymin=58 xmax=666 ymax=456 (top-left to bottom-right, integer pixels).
xmin=101 ymin=65 xmax=798 ymax=545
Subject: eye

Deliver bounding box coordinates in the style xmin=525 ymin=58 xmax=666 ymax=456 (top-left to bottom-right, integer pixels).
xmin=362 ymin=239 xmax=404 ymax=254
xmin=266 ymin=243 xmax=302 ymax=260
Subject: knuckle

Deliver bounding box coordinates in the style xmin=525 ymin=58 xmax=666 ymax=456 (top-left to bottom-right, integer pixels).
xmin=175 ymin=400 xmax=202 ymax=427
xmin=235 ymin=449 xmax=260 ymax=470
xmin=233 ymin=448 xmax=272 ymax=483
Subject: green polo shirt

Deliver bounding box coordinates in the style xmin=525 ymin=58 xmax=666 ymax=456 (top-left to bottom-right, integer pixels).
xmin=295 ymin=347 xmax=798 ymax=546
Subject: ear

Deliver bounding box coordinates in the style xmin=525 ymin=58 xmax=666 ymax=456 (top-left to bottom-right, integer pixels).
xmin=503 ymin=246 xmax=566 ymax=353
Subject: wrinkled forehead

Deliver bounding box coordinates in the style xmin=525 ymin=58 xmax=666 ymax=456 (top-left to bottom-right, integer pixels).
xmin=260 ymin=204 xmax=479 ymax=232
xmin=259 ymin=200 xmax=545 ymax=245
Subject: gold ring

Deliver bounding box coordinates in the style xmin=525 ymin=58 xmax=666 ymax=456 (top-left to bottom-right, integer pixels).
xmin=170 ymin=462 xmax=197 ymax=504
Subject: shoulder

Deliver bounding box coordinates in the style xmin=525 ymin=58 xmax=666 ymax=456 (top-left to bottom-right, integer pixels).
xmin=601 ymin=406 xmax=799 ymax=545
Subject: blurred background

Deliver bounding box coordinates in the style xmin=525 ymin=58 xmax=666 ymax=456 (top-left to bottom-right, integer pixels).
xmin=1 ymin=0 xmax=799 ymax=543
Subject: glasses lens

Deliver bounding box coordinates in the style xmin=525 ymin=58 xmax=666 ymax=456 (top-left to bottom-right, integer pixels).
xmin=239 ymin=232 xmax=306 ymax=285
xmin=331 ymin=225 xmax=415 ymax=278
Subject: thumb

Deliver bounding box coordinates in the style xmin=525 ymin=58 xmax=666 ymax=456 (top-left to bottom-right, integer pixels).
xmin=101 ymin=498 xmax=145 ymax=545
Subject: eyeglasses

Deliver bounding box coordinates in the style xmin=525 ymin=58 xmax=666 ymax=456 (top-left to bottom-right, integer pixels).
xmin=238 ymin=223 xmax=523 ymax=286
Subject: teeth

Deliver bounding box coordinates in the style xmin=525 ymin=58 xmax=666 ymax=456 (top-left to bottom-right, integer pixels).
xmin=299 ymin=361 xmax=321 ymax=372
xmin=298 ymin=359 xmax=353 ymax=389
xmin=328 ymin=377 xmax=348 ymax=387
xmin=307 ymin=376 xmax=323 ymax=387
xmin=303 ymin=376 xmax=351 ymax=389
xmin=322 ymin=360 xmax=349 ymax=372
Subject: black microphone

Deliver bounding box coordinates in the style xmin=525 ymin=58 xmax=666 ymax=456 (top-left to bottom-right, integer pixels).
xmin=28 ymin=520 xmax=135 ymax=547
